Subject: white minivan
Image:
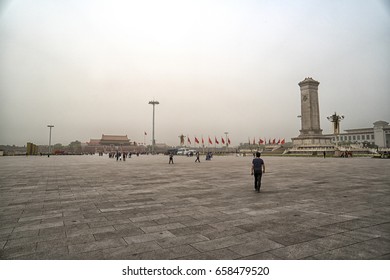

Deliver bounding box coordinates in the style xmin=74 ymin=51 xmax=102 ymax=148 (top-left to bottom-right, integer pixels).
xmin=176 ymin=148 xmax=190 ymax=155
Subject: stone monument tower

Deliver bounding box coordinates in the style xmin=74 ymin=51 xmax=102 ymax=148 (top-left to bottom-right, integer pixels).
xmin=292 ymin=77 xmax=333 ymax=150
xmin=298 ymin=78 xmax=322 ymax=136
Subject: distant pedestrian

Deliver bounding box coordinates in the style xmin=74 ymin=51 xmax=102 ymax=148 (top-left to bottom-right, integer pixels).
xmin=169 ymin=153 xmax=174 ymax=164
xmin=195 ymin=152 xmax=200 ymax=163
xmin=251 ymin=152 xmax=265 ymax=192
xmin=323 ymin=151 xmax=326 ymax=158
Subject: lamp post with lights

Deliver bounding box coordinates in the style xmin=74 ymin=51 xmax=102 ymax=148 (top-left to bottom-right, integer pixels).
xmin=327 ymin=112 xmax=344 ymax=146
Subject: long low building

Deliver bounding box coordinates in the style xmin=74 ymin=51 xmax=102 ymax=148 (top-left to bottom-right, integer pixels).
xmin=324 ymin=120 xmax=390 ymax=148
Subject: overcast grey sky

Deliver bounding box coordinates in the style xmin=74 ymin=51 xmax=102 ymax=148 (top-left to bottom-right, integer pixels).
xmin=1 ymin=0 xmax=389 ymax=147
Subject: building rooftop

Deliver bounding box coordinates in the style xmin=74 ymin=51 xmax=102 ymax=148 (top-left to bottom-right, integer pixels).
xmin=344 ymin=128 xmax=373 ymax=133
xmin=101 ymin=134 xmax=130 ymax=142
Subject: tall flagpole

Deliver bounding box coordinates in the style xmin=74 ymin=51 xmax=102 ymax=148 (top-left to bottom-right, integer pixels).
xmin=224 ymin=132 xmax=229 ymax=153
xmin=148 ymin=100 xmax=159 ymax=154
xmin=47 ymin=125 xmax=54 ymax=157
xmin=202 ymin=135 xmax=204 ymax=154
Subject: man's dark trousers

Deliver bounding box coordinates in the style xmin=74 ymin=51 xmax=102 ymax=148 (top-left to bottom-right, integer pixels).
xmin=254 ymin=171 xmax=262 ymax=191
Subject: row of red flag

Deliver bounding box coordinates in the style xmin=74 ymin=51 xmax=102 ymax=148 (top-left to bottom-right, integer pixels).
xmin=143 ymin=131 xmax=284 ymax=146
xmin=144 ymin=132 xmax=231 ymax=146
xmin=250 ymin=138 xmax=285 ymax=145
xmin=188 ymin=136 xmax=231 ymax=146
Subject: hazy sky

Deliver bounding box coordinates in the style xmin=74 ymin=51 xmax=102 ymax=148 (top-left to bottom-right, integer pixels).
xmin=1 ymin=0 xmax=389 ymax=146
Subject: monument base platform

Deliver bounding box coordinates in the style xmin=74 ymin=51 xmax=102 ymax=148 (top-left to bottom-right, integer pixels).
xmin=288 ymin=135 xmax=335 ymax=154
xmin=292 ymin=135 xmax=333 ymax=146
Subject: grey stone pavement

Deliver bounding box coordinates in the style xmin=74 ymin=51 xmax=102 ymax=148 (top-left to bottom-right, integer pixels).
xmin=0 ymin=154 xmax=389 ymax=260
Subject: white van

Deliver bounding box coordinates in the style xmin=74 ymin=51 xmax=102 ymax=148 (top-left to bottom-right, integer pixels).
xmin=176 ymin=148 xmax=190 ymax=155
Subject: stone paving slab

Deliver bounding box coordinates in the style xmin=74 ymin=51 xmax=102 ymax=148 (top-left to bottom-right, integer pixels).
xmin=0 ymin=155 xmax=390 ymax=259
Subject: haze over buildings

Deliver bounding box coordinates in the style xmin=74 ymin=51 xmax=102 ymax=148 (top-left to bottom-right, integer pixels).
xmin=1 ymin=0 xmax=389 ymax=146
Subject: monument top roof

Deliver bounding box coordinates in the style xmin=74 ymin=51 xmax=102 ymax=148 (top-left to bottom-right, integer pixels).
xmin=299 ymin=77 xmax=320 ymax=86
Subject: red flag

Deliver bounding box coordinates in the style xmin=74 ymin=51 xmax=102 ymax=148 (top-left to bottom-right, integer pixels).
xmin=187 ymin=136 xmax=191 ymax=145
xmin=272 ymin=139 xmax=276 ymax=144
xmin=195 ymin=137 xmax=199 ymax=144
xmin=277 ymin=139 xmax=280 ymax=144
xmin=215 ymin=137 xmax=219 ymax=144
xmin=221 ymin=137 xmax=225 ymax=144
xmin=208 ymin=137 xmax=212 ymax=145
xmin=268 ymin=139 xmax=271 ymax=144
xmin=281 ymin=138 xmax=285 ymax=144
xmin=228 ymin=138 xmax=231 ymax=145
xmin=202 ymin=137 xmax=204 ymax=144
xmin=259 ymin=139 xmax=264 ymax=144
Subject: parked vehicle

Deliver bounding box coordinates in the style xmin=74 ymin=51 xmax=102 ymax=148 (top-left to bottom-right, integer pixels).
xmin=187 ymin=149 xmax=197 ymax=156
xmin=176 ymin=148 xmax=190 ymax=155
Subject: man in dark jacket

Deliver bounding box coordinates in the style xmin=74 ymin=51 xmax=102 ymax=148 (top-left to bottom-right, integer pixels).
xmin=251 ymin=152 xmax=265 ymax=192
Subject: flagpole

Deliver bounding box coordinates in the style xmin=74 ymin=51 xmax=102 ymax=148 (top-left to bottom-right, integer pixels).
xmin=202 ymin=135 xmax=204 ymax=154
xmin=224 ymin=132 xmax=228 ymax=154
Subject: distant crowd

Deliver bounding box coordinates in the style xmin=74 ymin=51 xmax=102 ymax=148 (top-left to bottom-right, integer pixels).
xmin=106 ymin=151 xmax=140 ymax=161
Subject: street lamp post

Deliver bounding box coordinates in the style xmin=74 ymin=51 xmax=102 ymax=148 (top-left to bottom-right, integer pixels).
xmin=327 ymin=112 xmax=344 ymax=146
xmin=148 ymin=100 xmax=159 ymax=154
xmin=47 ymin=125 xmax=54 ymax=157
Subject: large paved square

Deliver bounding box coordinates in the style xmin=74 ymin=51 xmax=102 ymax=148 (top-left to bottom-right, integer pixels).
xmin=0 ymin=155 xmax=389 ymax=259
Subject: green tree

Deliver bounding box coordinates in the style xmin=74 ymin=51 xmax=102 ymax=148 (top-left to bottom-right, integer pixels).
xmin=68 ymin=140 xmax=82 ymax=154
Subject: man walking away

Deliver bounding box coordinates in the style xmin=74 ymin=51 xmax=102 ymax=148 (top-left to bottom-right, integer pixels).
xmin=169 ymin=153 xmax=174 ymax=164
xmin=195 ymin=152 xmax=200 ymax=163
xmin=251 ymin=152 xmax=265 ymax=192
